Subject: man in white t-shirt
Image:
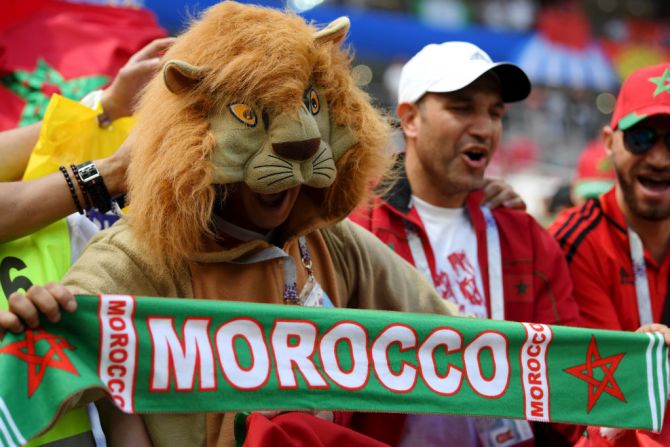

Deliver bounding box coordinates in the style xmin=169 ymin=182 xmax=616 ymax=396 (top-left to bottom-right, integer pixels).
xmin=351 ymin=42 xmax=580 ymax=446
xmin=412 ymin=195 xmax=487 ymax=317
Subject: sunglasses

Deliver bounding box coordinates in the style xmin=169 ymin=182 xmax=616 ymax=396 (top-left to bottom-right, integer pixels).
xmin=622 ymin=126 xmax=670 ymax=155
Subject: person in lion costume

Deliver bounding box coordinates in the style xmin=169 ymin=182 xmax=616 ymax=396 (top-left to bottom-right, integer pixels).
xmin=0 ymin=2 xmax=457 ymax=446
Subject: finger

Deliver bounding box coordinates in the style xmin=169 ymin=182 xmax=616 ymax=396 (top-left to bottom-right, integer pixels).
xmin=483 ymin=195 xmax=503 ymax=209
xmin=481 ymin=177 xmax=501 ymax=189
xmin=44 ymin=283 xmax=77 ymax=313
xmin=129 ymin=37 xmax=176 ymax=63
xmin=502 ymin=198 xmax=527 ymax=211
xmin=122 ymin=58 xmax=162 ymax=79
xmin=313 ymin=410 xmax=334 ymax=422
xmin=636 ymin=323 xmax=668 ymax=333
xmin=8 ymin=292 xmax=40 ymax=328
xmin=482 ymin=183 xmax=502 ymax=201
xmin=26 ymin=285 xmax=62 ymax=324
xmin=0 ymin=311 xmax=24 ymax=335
xmin=644 ymin=324 xmax=670 ymax=346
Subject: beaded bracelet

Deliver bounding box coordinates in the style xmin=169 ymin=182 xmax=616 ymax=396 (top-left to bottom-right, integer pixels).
xmin=59 ymin=166 xmax=84 ymax=215
xmin=70 ymin=164 xmax=92 ymax=211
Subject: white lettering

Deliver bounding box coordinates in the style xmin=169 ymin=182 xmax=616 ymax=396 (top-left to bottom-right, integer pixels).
xmin=148 ymin=318 xmax=215 ymax=391
xmin=98 ymin=295 xmax=137 ymax=413
xmin=216 ymin=319 xmax=270 ymax=390
xmin=371 ymin=324 xmax=418 ymax=392
xmin=418 ymin=329 xmax=463 ymax=395
xmin=320 ymin=322 xmax=369 ymax=390
xmin=271 ymin=321 xmax=327 ymax=388
xmin=464 ymin=331 xmax=509 ymax=398
xmin=521 ymin=323 xmax=552 ymax=421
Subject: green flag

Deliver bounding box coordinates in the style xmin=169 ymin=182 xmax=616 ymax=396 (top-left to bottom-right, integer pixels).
xmin=0 ymin=294 xmax=667 ymax=444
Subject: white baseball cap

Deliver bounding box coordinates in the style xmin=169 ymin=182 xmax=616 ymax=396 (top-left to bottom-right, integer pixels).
xmin=398 ymin=41 xmax=531 ymax=104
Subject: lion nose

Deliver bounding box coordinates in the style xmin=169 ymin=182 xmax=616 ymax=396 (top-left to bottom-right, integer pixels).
xmin=272 ymin=138 xmax=320 ymax=161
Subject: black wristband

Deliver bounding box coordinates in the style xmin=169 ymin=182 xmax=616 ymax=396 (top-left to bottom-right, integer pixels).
xmin=75 ymin=161 xmax=112 ymax=213
xmin=60 ymin=166 xmax=84 ymax=215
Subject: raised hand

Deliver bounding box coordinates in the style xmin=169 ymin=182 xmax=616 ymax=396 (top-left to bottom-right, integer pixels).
xmin=100 ymin=37 xmax=176 ymax=121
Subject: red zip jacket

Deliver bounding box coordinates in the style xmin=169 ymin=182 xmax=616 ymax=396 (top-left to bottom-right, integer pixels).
xmin=550 ymin=188 xmax=670 ymax=331
xmin=348 ymin=177 xmax=580 ymax=446
xmin=350 ymin=178 xmax=580 ymax=326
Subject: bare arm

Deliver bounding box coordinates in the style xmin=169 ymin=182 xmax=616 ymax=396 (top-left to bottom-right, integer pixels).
xmin=0 ymin=123 xmax=41 ymax=182
xmin=0 ymin=141 xmax=129 ymax=243
xmin=100 ymin=37 xmax=175 ymax=120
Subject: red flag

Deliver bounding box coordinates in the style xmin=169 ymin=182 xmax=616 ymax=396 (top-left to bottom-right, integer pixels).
xmin=0 ymin=0 xmax=166 ymax=130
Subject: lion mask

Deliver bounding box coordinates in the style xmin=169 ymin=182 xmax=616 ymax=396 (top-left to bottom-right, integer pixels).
xmin=127 ymin=1 xmax=390 ymax=269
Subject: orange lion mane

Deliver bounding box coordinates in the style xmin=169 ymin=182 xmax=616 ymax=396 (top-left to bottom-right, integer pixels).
xmin=127 ymin=1 xmax=390 ymax=271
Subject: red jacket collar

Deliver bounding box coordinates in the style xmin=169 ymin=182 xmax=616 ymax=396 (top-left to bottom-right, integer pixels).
xmin=383 ymin=174 xmax=485 ymax=225
xmin=601 ymin=187 xmax=627 ymax=232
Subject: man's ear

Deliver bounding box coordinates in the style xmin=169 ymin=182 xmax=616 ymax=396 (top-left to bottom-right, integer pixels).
xmin=601 ymin=126 xmax=614 ymax=157
xmin=397 ymin=102 xmax=420 ymax=139
xmin=314 ymin=17 xmax=350 ymax=46
xmin=163 ymin=60 xmax=205 ymax=94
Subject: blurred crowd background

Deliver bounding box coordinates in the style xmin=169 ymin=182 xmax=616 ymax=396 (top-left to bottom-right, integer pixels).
xmin=3 ymin=0 xmax=670 ymax=220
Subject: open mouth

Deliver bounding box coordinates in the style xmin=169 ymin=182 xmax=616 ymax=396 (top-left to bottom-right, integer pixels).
xmin=638 ymin=176 xmax=670 ymax=192
xmin=461 ymin=146 xmax=489 ymax=169
xmin=464 ymin=150 xmax=486 ymax=162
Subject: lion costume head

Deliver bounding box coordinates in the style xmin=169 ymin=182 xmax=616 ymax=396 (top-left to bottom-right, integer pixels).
xmin=127 ymin=1 xmax=390 ymax=269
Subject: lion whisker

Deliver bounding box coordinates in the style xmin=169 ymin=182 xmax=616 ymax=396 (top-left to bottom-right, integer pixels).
xmin=257 ymin=170 xmax=293 ymax=181
xmin=313 ymin=172 xmax=332 ymax=179
xmin=314 ymin=165 xmax=335 ymax=172
xmin=267 ymin=154 xmax=292 ymax=167
xmin=255 ymin=164 xmax=294 ymax=170
xmin=267 ymin=174 xmax=296 ymax=186
xmin=314 ymin=156 xmax=334 ymax=168
xmin=312 ymin=147 xmax=328 ymax=164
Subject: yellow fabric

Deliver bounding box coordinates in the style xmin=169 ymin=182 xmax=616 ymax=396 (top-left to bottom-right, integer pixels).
xmin=22 ymin=94 xmax=134 ymax=181
xmin=0 ymin=219 xmax=70 ymax=308
xmin=24 ymin=407 xmax=91 ymax=446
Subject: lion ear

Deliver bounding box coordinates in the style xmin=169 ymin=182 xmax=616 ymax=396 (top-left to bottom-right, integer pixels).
xmin=163 ymin=60 xmax=205 ymax=94
xmin=314 ymin=17 xmax=350 ymax=46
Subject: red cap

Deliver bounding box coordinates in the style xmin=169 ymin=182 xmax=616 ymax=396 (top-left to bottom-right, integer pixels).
xmin=610 ymin=62 xmax=670 ymax=130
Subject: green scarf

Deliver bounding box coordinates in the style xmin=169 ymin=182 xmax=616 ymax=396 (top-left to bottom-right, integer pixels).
xmin=0 ymin=294 xmax=667 ymax=444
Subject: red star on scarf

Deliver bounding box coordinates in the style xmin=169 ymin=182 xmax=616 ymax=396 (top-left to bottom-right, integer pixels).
xmin=564 ymin=335 xmax=626 ymax=413
xmin=0 ymin=329 xmax=78 ymax=397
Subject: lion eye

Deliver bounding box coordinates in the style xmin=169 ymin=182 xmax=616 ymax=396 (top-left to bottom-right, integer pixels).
xmin=304 ymin=88 xmax=320 ymax=115
xmin=229 ymin=104 xmax=257 ymax=127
